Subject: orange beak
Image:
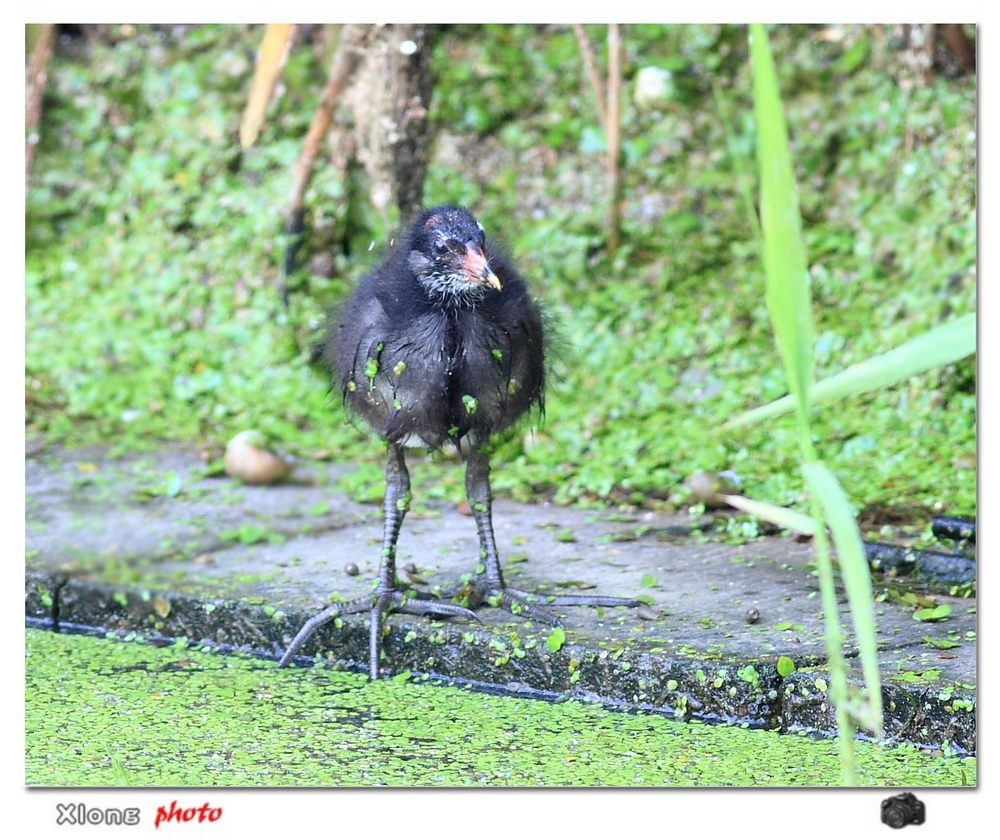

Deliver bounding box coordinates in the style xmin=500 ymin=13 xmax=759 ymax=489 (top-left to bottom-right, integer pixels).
xmin=463 ymin=244 xmax=502 ymax=291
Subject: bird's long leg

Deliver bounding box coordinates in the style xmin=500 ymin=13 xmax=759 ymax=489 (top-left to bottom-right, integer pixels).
xmin=462 ymin=448 xmax=642 ymax=625
xmin=378 ymin=441 xmax=411 ymax=598
xmin=279 ymin=444 xmax=480 ymax=678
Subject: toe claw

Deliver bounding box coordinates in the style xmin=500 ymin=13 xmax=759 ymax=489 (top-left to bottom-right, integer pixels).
xmin=278 ymin=604 xmax=341 ymax=667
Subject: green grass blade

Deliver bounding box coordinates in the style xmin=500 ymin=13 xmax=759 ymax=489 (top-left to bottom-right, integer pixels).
xmin=749 ymin=24 xmax=813 ymax=425
xmin=718 ymin=494 xmax=816 ymax=534
xmin=806 ymin=493 xmax=857 ymax=784
xmin=802 ymin=461 xmax=883 ymax=737
xmin=725 ymin=312 xmax=976 ymax=429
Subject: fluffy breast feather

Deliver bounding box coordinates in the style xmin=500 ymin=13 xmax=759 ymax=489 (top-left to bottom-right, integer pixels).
xmin=323 ymin=237 xmax=545 ymax=450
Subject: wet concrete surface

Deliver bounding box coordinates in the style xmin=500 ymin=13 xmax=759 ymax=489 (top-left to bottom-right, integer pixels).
xmin=25 ymin=445 xmax=977 ymax=753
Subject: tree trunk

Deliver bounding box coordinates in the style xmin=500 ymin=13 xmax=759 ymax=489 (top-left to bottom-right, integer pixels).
xmin=349 ymin=24 xmax=435 ymax=226
xmin=25 ymin=24 xmax=56 ymax=180
xmin=938 ymin=24 xmax=976 ymax=75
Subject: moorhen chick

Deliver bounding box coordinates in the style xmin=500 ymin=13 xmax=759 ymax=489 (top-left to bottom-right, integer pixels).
xmin=279 ymin=205 xmax=639 ymax=678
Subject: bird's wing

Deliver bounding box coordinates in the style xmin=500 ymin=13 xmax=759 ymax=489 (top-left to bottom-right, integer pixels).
xmin=328 ymin=272 xmax=391 ymax=391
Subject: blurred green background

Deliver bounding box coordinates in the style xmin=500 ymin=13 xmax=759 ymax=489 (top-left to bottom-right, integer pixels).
xmin=25 ymin=24 xmax=976 ymax=517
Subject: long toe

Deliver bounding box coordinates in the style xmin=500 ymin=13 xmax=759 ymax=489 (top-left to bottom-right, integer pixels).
xmin=465 ymin=585 xmax=642 ymax=627
xmin=511 ymin=590 xmax=643 ymax=608
xmin=500 ymin=590 xmax=562 ymax=625
xmin=469 ymin=586 xmax=562 ymax=625
xmin=278 ymin=595 xmax=378 ymax=668
xmin=392 ymin=592 xmax=484 ymax=623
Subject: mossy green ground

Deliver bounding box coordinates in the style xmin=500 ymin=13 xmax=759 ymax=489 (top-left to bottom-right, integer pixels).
xmin=26 ymin=24 xmax=975 ymax=516
xmin=25 ymin=630 xmax=974 ymax=787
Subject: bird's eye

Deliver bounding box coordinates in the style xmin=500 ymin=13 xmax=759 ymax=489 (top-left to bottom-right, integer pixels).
xmin=432 ymin=241 xmax=449 ymax=256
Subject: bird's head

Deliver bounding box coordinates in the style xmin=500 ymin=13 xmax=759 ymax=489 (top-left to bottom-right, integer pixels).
xmin=407 ymin=206 xmax=502 ymax=305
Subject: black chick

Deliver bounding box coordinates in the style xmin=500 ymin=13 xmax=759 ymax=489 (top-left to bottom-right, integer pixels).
xmin=279 ymin=206 xmax=638 ymax=678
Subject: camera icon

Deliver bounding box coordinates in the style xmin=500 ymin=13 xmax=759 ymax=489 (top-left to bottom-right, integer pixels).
xmin=881 ymin=793 xmax=926 ymax=829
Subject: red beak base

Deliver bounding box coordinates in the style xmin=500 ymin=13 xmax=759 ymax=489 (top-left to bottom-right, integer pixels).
xmin=463 ymin=245 xmax=502 ymax=291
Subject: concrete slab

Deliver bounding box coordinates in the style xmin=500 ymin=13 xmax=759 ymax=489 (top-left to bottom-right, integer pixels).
xmin=27 ymin=445 xmax=370 ymax=571
xmin=25 ymin=445 xmax=977 ymax=753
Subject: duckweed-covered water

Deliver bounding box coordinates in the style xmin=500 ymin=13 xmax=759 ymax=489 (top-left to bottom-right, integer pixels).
xmin=25 ymin=629 xmax=974 ymax=787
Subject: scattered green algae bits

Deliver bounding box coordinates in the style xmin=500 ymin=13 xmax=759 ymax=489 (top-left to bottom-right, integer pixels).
xmin=25 ymin=630 xmax=974 ymax=788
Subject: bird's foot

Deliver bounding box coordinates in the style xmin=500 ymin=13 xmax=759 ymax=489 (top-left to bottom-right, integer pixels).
xmin=278 ymin=588 xmax=481 ymax=678
xmin=457 ymin=581 xmax=642 ymax=626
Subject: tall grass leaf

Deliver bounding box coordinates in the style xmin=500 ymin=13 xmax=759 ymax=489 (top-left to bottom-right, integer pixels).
xmin=802 ymin=461 xmax=883 ymax=736
xmin=842 ymin=696 xmax=884 ymax=735
xmin=725 ymin=312 xmax=976 ymax=428
xmin=749 ymin=24 xmax=814 ymax=424
xmin=239 ymin=24 xmax=296 ymax=150
xmin=718 ymin=494 xmax=817 ymax=534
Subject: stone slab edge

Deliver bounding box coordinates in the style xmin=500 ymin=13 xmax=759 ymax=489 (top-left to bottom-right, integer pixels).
xmin=24 ymin=570 xmax=975 ymax=754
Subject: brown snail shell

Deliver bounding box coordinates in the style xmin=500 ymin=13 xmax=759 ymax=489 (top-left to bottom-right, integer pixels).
xmin=224 ymin=430 xmax=295 ymax=485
